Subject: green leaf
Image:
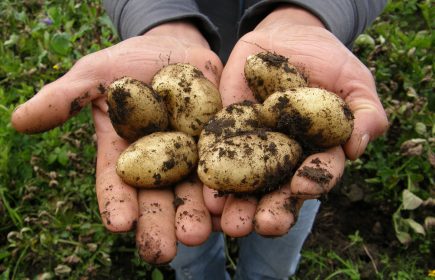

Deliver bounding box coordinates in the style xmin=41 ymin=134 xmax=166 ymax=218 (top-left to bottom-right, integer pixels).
xmin=0 ymin=250 xmax=11 ymax=261
xmin=4 ymin=34 xmax=19 ymax=47
xmin=99 ymin=14 xmax=118 ymax=36
xmin=37 ymin=50 xmax=48 ymax=65
xmin=39 ymin=232 xmax=52 ymax=247
xmin=355 ymin=34 xmax=375 ymax=48
xmin=14 ymin=11 xmax=27 ymax=22
xmin=402 ymin=189 xmax=423 ymax=210
xmin=47 ymin=152 xmax=57 ymax=165
xmin=50 ymin=33 xmax=71 ymax=56
xmin=71 ymin=24 xmax=91 ymax=42
xmin=57 ymin=148 xmax=69 ymax=166
xmin=54 ymin=264 xmax=71 ymax=276
xmin=395 ymin=230 xmax=412 ymax=245
xmin=0 ymin=268 xmax=11 ymax=280
xmin=152 ymin=268 xmax=164 ymax=280
xmin=414 ymin=122 xmax=427 ymax=135
xmin=47 ymin=7 xmax=61 ymax=26
xmin=403 ymin=218 xmax=425 ymax=235
xmin=364 ymin=178 xmax=381 ymax=184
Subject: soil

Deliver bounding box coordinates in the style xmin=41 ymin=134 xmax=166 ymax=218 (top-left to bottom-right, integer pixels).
xmin=172 ymin=196 xmax=185 ymax=209
xmin=98 ymin=83 xmax=106 ymax=94
xmin=69 ymin=92 xmax=90 ymax=116
xmin=297 ymin=165 xmax=333 ymax=187
xmin=257 ymin=52 xmax=295 ymax=74
xmin=297 ymin=187 xmax=397 ymax=279
xmin=107 ymin=84 xmax=131 ymax=125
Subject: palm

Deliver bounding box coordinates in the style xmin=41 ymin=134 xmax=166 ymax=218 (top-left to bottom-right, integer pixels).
xmin=204 ymin=24 xmax=388 ymax=237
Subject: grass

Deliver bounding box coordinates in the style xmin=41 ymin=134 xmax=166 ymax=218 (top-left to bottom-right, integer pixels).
xmin=0 ymin=0 xmax=433 ymax=279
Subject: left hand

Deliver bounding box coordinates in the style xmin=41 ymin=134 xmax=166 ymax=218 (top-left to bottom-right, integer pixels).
xmin=203 ymin=6 xmax=389 ymax=237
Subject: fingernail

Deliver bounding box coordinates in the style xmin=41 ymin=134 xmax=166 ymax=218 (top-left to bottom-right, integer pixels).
xmin=355 ymin=133 xmax=370 ymax=158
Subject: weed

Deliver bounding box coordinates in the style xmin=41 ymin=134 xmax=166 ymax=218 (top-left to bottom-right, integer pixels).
xmin=0 ymin=0 xmax=433 ymax=279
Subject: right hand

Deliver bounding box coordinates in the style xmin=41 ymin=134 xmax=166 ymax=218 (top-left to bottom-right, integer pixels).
xmin=11 ymin=21 xmax=223 ymax=264
xmin=203 ymin=6 xmax=389 ymax=237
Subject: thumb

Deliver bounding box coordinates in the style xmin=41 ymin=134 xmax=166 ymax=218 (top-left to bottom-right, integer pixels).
xmin=11 ymin=50 xmax=109 ymax=133
xmin=219 ymin=40 xmax=262 ymax=106
xmin=341 ymin=81 xmax=389 ymax=160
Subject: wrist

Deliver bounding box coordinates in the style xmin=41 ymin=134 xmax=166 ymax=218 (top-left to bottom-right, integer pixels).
xmin=255 ymin=5 xmax=325 ymax=31
xmin=144 ymin=21 xmax=210 ymax=49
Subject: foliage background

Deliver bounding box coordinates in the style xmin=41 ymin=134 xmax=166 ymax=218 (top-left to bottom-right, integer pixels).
xmin=0 ymin=0 xmax=433 ymax=279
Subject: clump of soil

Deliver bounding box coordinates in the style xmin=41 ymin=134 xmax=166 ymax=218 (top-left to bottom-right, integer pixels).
xmin=70 ymin=92 xmax=90 ymax=116
xmin=107 ymin=85 xmax=131 ymax=125
xmin=257 ymin=52 xmax=297 ymax=74
xmin=297 ymin=166 xmax=333 ymax=187
xmin=173 ymin=196 xmax=185 ymax=209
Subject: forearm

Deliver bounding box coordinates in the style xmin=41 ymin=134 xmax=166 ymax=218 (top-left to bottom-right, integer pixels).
xmin=145 ymin=21 xmax=210 ymax=49
xmin=102 ymin=0 xmax=220 ymax=51
xmin=239 ymin=0 xmax=387 ymax=46
xmin=254 ymin=5 xmax=325 ymax=30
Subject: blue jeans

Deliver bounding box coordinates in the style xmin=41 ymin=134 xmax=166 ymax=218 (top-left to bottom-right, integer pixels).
xmin=170 ymin=199 xmax=320 ymax=280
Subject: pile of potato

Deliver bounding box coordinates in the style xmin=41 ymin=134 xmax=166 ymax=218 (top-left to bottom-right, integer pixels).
xmin=107 ymin=52 xmax=354 ymax=193
xmin=107 ymin=64 xmax=222 ymax=188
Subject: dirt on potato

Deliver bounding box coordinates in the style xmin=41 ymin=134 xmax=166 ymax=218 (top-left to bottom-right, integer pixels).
xmin=256 ymin=52 xmax=298 ymax=74
xmin=107 ymin=84 xmax=131 ymax=125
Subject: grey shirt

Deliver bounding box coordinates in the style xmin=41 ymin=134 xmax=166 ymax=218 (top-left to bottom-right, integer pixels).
xmin=103 ymin=0 xmax=386 ymax=62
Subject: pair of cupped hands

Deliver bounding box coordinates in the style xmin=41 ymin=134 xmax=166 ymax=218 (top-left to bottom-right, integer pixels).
xmin=12 ymin=7 xmax=388 ymax=264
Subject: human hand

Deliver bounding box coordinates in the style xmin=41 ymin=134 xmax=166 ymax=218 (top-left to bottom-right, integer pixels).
xmin=11 ymin=21 xmax=222 ymax=264
xmin=204 ymin=6 xmax=389 ymax=237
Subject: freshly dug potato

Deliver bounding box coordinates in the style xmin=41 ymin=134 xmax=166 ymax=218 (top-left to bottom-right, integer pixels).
xmin=151 ymin=63 xmax=222 ymax=136
xmin=107 ymin=77 xmax=168 ymax=142
xmin=198 ymin=101 xmax=262 ymax=156
xmin=198 ymin=131 xmax=302 ymax=193
xmin=260 ymin=88 xmax=354 ymax=148
xmin=117 ymin=132 xmax=198 ymax=188
xmin=244 ymin=52 xmax=307 ymax=102
xmin=196 ymin=52 xmax=355 ymax=194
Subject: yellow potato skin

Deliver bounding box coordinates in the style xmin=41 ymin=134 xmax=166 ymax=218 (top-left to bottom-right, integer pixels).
xmin=244 ymin=52 xmax=307 ymax=102
xmin=261 ymin=88 xmax=354 ymax=148
xmin=107 ymin=77 xmax=168 ymax=142
xmin=198 ymin=132 xmax=302 ymax=193
xmin=117 ymin=132 xmax=198 ymax=188
xmin=151 ymin=63 xmax=222 ymax=136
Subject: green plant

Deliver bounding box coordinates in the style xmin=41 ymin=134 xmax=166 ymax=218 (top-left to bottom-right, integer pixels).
xmin=0 ymin=0 xmax=433 ymax=279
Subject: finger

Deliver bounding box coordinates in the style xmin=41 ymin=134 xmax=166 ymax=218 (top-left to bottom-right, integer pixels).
xmin=136 ymin=188 xmax=177 ymax=264
xmin=290 ymin=146 xmax=345 ymax=198
xmin=221 ymin=195 xmax=257 ymax=237
xmin=12 ymin=51 xmax=109 ymax=133
xmin=93 ymin=98 xmax=138 ymax=232
xmin=203 ymin=185 xmax=227 ymax=215
xmin=254 ymin=186 xmax=295 ymax=236
xmin=174 ymin=177 xmax=212 ymax=246
xmin=340 ymin=79 xmax=389 ymax=159
xmin=219 ymin=41 xmax=261 ymax=106
xmin=211 ymin=215 xmax=222 ymax=232
xmin=254 ymin=188 xmax=306 ymax=236
xmin=185 ymin=47 xmax=223 ymax=86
